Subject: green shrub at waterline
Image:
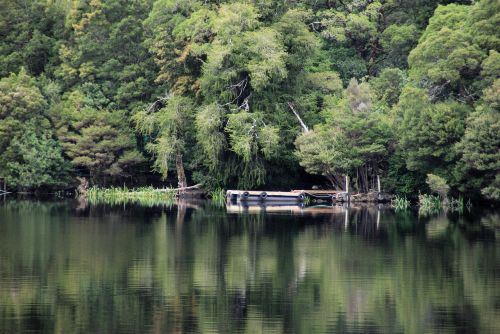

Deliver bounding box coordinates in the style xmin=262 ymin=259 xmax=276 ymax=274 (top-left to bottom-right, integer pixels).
xmin=418 ymin=194 xmax=442 ymax=216
xmin=210 ymin=188 xmax=226 ymax=206
xmin=448 ymin=197 xmax=467 ymax=214
xmin=87 ymin=186 xmax=176 ymax=206
xmin=392 ymin=195 xmax=411 ymax=211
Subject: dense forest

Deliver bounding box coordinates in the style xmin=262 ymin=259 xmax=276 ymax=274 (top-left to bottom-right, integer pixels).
xmin=0 ymin=0 xmax=498 ymax=200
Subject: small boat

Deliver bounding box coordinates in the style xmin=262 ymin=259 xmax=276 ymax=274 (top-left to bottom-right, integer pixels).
xmin=227 ymin=190 xmax=306 ymax=203
xmin=226 ymin=190 xmax=350 ymax=203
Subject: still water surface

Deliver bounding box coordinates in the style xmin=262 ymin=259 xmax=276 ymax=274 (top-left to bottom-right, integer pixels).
xmin=0 ymin=199 xmax=499 ymax=333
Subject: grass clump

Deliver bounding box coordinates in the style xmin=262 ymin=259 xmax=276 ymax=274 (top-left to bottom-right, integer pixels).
xmin=210 ymin=188 xmax=226 ymax=206
xmin=87 ymin=186 xmax=176 ymax=206
xmin=448 ymin=197 xmax=470 ymax=214
xmin=391 ymin=195 xmax=410 ymax=211
xmin=418 ymin=194 xmax=442 ymax=215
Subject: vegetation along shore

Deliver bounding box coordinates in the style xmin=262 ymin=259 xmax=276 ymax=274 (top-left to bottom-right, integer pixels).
xmin=0 ymin=0 xmax=498 ymax=205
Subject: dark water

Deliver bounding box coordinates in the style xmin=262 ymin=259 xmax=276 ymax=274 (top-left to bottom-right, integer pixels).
xmin=0 ymin=199 xmax=499 ymax=334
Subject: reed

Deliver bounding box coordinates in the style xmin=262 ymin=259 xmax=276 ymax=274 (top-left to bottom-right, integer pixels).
xmin=418 ymin=194 xmax=442 ymax=215
xmin=448 ymin=196 xmax=465 ymax=214
xmin=210 ymin=188 xmax=226 ymax=206
xmin=87 ymin=186 xmax=176 ymax=206
xmin=303 ymin=196 xmax=311 ymax=205
xmin=391 ymin=195 xmax=410 ymax=211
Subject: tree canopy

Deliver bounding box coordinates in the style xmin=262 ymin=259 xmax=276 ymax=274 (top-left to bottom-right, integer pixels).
xmin=0 ymin=0 xmax=498 ymax=200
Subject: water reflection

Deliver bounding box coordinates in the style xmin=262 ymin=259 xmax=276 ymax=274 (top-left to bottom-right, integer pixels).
xmin=0 ymin=200 xmax=498 ymax=333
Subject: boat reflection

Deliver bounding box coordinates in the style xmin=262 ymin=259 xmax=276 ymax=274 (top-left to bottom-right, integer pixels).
xmin=226 ymin=202 xmax=388 ymax=215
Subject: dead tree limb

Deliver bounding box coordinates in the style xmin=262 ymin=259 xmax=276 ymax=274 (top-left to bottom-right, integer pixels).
xmin=288 ymin=102 xmax=309 ymax=133
xmin=155 ymin=184 xmax=202 ymax=192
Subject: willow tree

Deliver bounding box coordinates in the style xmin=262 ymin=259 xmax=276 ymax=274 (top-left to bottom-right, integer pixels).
xmin=134 ymin=95 xmax=195 ymax=188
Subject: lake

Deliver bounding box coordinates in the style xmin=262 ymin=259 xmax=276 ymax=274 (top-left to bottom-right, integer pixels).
xmin=0 ymin=199 xmax=498 ymax=333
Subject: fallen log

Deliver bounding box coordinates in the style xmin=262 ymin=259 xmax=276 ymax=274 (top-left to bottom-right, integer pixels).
xmin=154 ymin=184 xmax=203 ymax=192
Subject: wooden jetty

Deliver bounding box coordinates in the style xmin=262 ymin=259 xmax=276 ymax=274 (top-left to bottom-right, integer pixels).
xmin=227 ymin=189 xmax=391 ymax=203
xmin=227 ymin=190 xmax=307 ymax=203
xmin=226 ymin=189 xmax=349 ymax=203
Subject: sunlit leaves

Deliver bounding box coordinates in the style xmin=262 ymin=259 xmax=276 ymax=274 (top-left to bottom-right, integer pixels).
xmin=195 ymin=104 xmax=227 ymax=169
xmin=134 ymin=95 xmax=195 ymax=179
xmin=409 ymin=28 xmax=484 ymax=89
xmin=225 ymin=111 xmax=279 ymax=162
xmin=212 ymin=3 xmax=260 ymax=43
xmin=244 ymin=28 xmax=287 ymax=91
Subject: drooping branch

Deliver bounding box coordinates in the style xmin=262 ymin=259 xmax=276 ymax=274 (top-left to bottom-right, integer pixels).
xmin=288 ymin=102 xmax=309 ymax=133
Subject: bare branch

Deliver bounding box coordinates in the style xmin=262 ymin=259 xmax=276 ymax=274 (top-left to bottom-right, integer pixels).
xmin=288 ymin=102 xmax=309 ymax=133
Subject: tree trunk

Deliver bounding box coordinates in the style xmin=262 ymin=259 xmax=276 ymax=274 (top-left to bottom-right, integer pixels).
xmin=356 ymin=168 xmax=360 ymax=192
xmin=364 ymin=167 xmax=369 ymax=193
xmin=326 ymin=172 xmax=346 ymax=190
xmin=77 ymin=177 xmax=89 ymax=196
xmin=357 ymin=167 xmax=363 ymax=193
xmin=325 ymin=174 xmax=336 ymax=189
xmin=176 ymin=152 xmax=187 ymax=192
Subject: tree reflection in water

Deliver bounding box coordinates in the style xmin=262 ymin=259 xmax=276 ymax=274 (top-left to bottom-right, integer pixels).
xmin=0 ymin=200 xmax=498 ymax=333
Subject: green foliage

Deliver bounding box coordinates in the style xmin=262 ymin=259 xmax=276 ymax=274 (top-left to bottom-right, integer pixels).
xmin=244 ymin=28 xmax=288 ymax=91
xmin=4 ymin=126 xmax=70 ymax=188
xmin=380 ymin=24 xmax=419 ymax=68
xmin=328 ymin=47 xmax=368 ymax=84
xmin=457 ymin=80 xmax=500 ymax=200
xmin=396 ymin=86 xmax=470 ymax=176
xmin=418 ymin=194 xmax=443 ymax=216
xmin=370 ymin=68 xmax=407 ymax=106
xmin=134 ymin=95 xmax=195 ymax=180
xmin=195 ymin=104 xmax=227 ymax=170
xmin=408 ymin=26 xmax=484 ymax=93
xmin=396 ymin=0 xmax=499 ymax=199
xmin=385 ymin=152 xmax=426 ymax=196
xmin=296 ymin=79 xmax=392 ymax=191
xmin=226 ymin=112 xmax=279 ymax=162
xmin=52 ymin=89 xmax=144 ymax=183
xmin=295 ymin=127 xmax=354 ymax=189
xmin=426 ymin=174 xmax=450 ymax=198
xmin=210 ymin=188 xmax=226 ymax=206
xmin=391 ymin=195 xmax=411 ymax=211
xmin=87 ymin=186 xmax=176 ymax=206
xmin=0 ymin=0 xmax=498 ymax=200
xmin=0 ymin=0 xmax=66 ymax=77
xmin=0 ymin=70 xmax=70 ymax=189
